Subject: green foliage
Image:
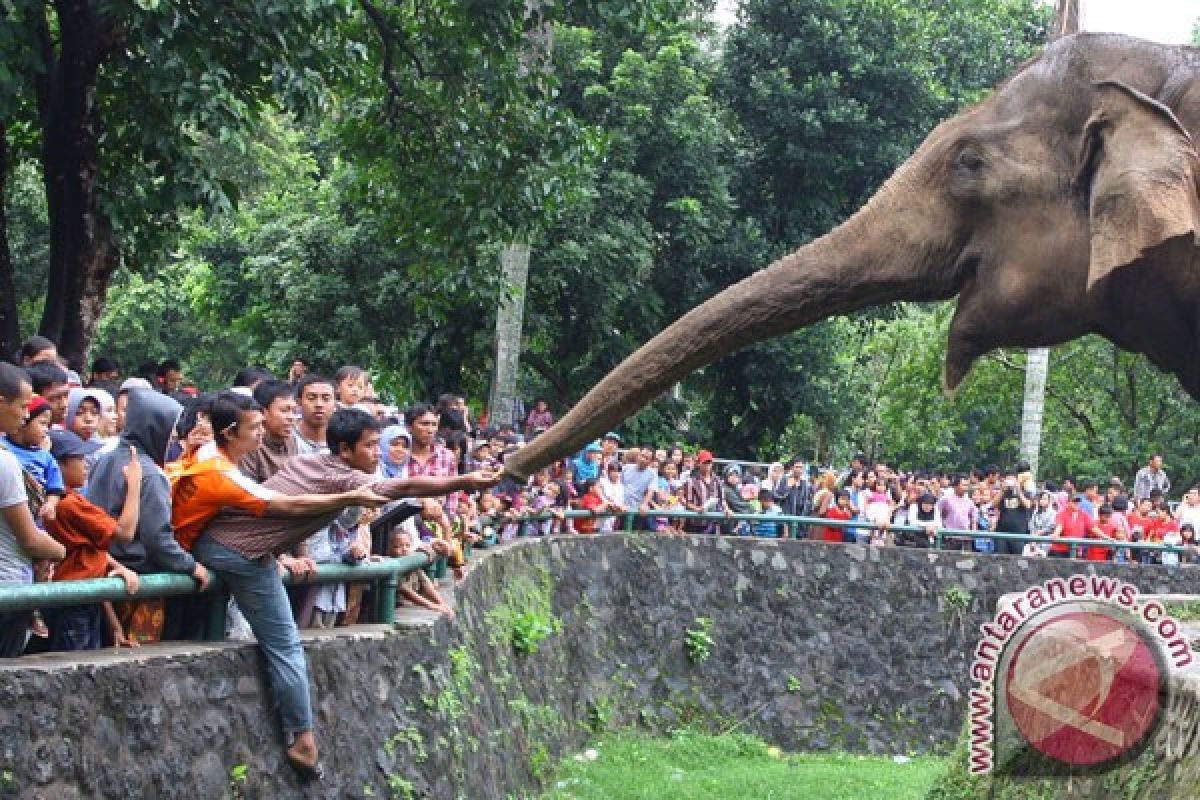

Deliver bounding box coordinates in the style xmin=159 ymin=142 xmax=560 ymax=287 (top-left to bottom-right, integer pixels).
xmin=386 ymin=773 xmax=416 ymax=800
xmin=384 ymin=726 xmax=428 ymax=764
xmin=1166 ymin=600 xmax=1200 ymax=623
xmin=228 ymin=762 xmax=248 ymax=800
xmin=940 ymin=586 xmax=972 ymax=613
xmin=485 ymin=569 xmax=562 ymax=657
xmin=586 ymin=697 xmax=615 ymax=733
xmin=683 ymin=617 xmax=714 ymax=664
xmin=426 ymin=646 xmax=480 ymax=721
xmin=786 ymin=675 xmax=802 ymax=694
xmin=511 ymin=609 xmax=561 ymax=656
xmin=538 ymin=730 xmax=945 ymax=799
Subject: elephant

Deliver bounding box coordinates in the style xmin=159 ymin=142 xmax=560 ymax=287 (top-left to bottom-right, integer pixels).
xmin=504 ymin=33 xmax=1200 ymax=481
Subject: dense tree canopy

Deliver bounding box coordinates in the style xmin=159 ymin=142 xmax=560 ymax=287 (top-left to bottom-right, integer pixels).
xmin=8 ymin=0 xmax=1200 ymax=484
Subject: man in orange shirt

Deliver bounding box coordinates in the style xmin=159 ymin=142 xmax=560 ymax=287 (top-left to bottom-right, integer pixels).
xmin=43 ymin=431 xmax=141 ymax=650
xmin=170 ymin=393 xmax=387 ymax=551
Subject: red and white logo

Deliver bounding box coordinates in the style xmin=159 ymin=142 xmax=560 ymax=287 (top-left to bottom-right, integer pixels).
xmin=1004 ymin=609 xmax=1162 ymax=766
xmin=967 ymin=576 xmax=1187 ymax=775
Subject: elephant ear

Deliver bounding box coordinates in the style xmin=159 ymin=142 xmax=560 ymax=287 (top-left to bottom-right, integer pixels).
xmin=1075 ymin=81 xmax=1200 ymax=292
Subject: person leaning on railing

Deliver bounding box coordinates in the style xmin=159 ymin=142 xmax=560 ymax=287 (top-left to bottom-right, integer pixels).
xmin=191 ymin=406 xmax=500 ymax=783
xmin=0 ymin=363 xmax=66 ymax=657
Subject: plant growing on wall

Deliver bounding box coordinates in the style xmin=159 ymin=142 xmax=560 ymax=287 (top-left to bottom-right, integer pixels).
xmin=684 ymin=617 xmax=715 ymax=664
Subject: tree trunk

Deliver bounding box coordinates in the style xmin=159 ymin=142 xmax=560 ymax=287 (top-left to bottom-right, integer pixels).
xmin=1020 ymin=0 xmax=1082 ymax=475
xmin=0 ymin=124 xmax=21 ymax=361
xmin=35 ymin=1 xmax=120 ymax=371
xmin=488 ymin=242 xmax=531 ymax=428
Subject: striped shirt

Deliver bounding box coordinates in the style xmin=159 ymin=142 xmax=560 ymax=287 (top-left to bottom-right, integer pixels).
xmin=203 ymin=453 xmax=406 ymax=560
xmin=407 ymin=444 xmax=459 ymax=512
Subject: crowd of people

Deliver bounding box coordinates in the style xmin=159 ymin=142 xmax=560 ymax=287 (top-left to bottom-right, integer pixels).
xmin=0 ymin=337 xmax=1194 ymax=777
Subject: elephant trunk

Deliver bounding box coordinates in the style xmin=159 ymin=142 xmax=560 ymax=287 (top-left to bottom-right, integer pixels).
xmin=504 ymin=167 xmax=958 ymax=480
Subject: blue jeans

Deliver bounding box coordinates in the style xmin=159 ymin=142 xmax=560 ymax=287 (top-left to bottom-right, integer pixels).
xmin=45 ymin=604 xmax=103 ymax=651
xmin=193 ymin=534 xmax=313 ymax=735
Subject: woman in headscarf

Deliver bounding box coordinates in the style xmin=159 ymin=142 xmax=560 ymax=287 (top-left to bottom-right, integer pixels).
xmin=379 ymin=426 xmax=411 ymax=480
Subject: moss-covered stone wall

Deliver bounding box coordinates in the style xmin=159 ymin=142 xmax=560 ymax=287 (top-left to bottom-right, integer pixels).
xmin=2 ymin=534 xmax=1197 ymax=799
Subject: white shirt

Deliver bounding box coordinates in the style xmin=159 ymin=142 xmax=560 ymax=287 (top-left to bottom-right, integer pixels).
xmin=0 ymin=448 xmax=32 ymax=585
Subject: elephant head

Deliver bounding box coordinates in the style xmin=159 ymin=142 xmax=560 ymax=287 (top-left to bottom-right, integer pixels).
xmin=505 ymin=33 xmax=1200 ymax=480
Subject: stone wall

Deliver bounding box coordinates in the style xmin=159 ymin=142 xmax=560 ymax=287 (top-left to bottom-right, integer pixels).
xmin=1 ymin=535 xmax=1198 ymax=799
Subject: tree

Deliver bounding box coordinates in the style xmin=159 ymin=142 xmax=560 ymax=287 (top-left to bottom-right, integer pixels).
xmin=0 ymin=0 xmax=352 ymax=367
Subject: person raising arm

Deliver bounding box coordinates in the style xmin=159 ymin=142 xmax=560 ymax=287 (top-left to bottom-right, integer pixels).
xmin=171 ymin=393 xmax=388 ymax=552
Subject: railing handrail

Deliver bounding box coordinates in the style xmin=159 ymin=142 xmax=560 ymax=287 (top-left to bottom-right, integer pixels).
xmin=0 ymin=554 xmax=432 ymax=637
xmin=482 ymin=509 xmax=1195 ymax=554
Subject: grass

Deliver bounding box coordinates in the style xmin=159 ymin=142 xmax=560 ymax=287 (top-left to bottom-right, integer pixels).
xmin=536 ymin=730 xmax=946 ymax=800
xmin=1165 ymin=599 xmax=1200 ymax=622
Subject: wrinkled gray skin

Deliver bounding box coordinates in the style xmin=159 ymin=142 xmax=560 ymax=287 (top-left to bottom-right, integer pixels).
xmin=506 ymin=33 xmax=1200 ymax=480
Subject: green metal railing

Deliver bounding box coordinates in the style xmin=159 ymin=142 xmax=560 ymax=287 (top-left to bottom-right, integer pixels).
xmin=1 ymin=509 xmax=1190 ymax=647
xmin=482 ymin=508 xmax=1193 ymax=562
xmin=0 ymin=553 xmax=431 ymax=641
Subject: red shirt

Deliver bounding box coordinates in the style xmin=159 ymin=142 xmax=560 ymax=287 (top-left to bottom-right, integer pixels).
xmin=577 ymin=492 xmax=605 ymax=533
xmin=46 ymin=489 xmax=119 ymax=582
xmin=820 ymin=506 xmax=852 ymax=543
xmin=1127 ymin=511 xmax=1165 ymax=543
xmin=1087 ymin=522 xmax=1118 ymax=562
xmin=1053 ymin=507 xmax=1092 ymax=555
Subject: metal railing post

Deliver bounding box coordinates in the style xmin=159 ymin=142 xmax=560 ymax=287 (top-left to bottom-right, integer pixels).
xmin=377 ymin=570 xmax=398 ymax=625
xmin=206 ymin=588 xmax=228 ymax=642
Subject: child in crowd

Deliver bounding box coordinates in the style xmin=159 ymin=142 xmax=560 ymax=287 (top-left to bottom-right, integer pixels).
xmin=532 ymin=482 xmax=567 ymax=535
xmin=302 ymin=507 xmax=372 ymax=628
xmin=557 ymin=467 xmax=578 ymax=532
xmin=1161 ymin=519 xmax=1184 ymax=567
xmin=475 ymin=492 xmax=501 ymax=546
xmin=1086 ymin=505 xmax=1121 ymax=562
xmin=65 ymin=389 xmax=104 ymax=443
xmin=754 ymin=490 xmax=783 ymax=538
xmin=392 ymin=527 xmax=454 ymax=619
xmin=596 ymin=463 xmax=625 ymax=533
xmin=4 ymin=396 xmax=67 ymax=642
xmin=2 ymin=396 xmax=64 ymax=524
xmin=819 ymin=490 xmax=854 ymax=543
xmin=576 ymin=479 xmax=605 ymax=534
xmin=164 ymin=394 xmax=215 ymax=481
xmin=863 ymin=478 xmax=894 ymax=531
xmin=1178 ymin=523 xmax=1198 ymax=565
xmin=43 ymin=432 xmax=142 ymax=650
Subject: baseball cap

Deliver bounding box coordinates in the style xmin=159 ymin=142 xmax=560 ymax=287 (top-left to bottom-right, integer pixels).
xmin=603 ymin=431 xmax=622 ymax=442
xmin=696 ymin=450 xmax=714 ymax=463
xmin=49 ymin=429 xmax=101 ymax=460
xmin=25 ymin=395 xmax=50 ymax=419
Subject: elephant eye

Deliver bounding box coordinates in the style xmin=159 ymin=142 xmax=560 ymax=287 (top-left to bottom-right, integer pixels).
xmin=955 ymin=149 xmax=985 ymax=172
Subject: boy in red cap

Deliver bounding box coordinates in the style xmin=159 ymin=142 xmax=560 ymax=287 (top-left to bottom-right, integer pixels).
xmin=43 ymin=430 xmax=142 ymax=650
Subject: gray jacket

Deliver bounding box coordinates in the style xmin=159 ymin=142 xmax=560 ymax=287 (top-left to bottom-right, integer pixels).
xmin=87 ymin=390 xmax=194 ymax=574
